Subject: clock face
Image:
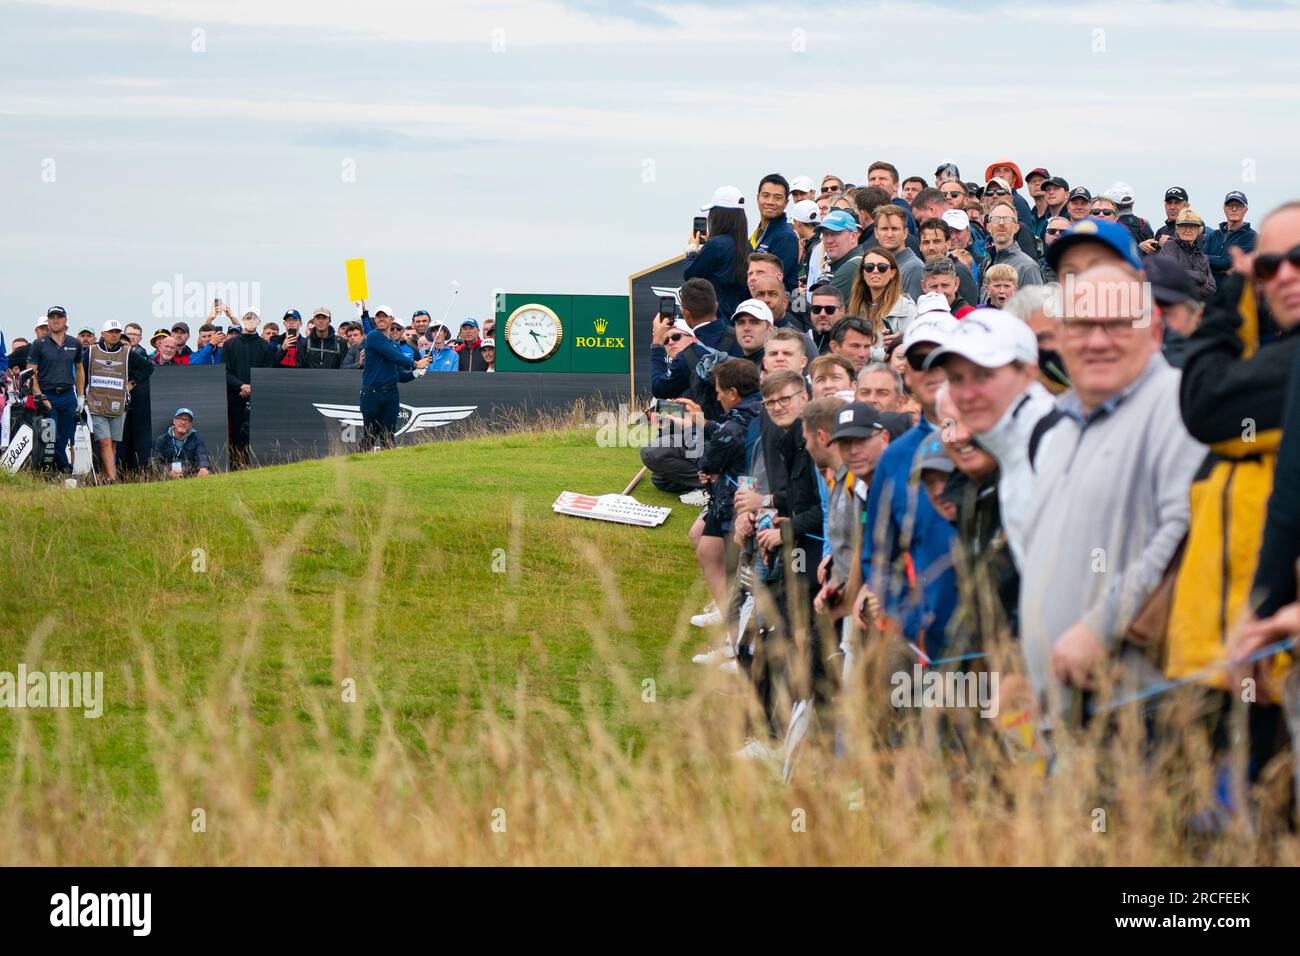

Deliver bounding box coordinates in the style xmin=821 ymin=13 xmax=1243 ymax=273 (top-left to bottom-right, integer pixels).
xmin=504 ymin=304 xmax=563 ymax=362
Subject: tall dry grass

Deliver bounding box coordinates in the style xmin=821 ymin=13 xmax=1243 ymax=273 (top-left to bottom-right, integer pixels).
xmin=1 ymin=489 xmax=1294 ymax=866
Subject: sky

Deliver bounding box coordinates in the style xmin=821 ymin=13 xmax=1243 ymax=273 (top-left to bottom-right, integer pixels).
xmin=3 ymin=0 xmax=1300 ymax=347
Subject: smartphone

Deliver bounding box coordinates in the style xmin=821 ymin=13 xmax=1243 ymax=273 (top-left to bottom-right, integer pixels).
xmin=658 ymin=401 xmax=686 ymax=420
xmin=693 ymin=216 xmax=708 ymax=237
xmin=658 ymin=295 xmax=676 ymax=320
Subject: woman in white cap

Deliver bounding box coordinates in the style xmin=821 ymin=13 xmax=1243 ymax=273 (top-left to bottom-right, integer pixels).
xmin=684 ymin=186 xmax=751 ymax=320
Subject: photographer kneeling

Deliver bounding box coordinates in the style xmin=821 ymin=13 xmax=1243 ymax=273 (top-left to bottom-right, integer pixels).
xmin=150 ymin=407 xmax=212 ymax=478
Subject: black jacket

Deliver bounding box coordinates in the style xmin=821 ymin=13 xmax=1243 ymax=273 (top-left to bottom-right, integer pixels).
xmin=222 ymin=331 xmax=280 ymax=396
xmin=1253 ymin=341 xmax=1300 ymax=616
xmin=775 ymin=420 xmax=824 ymax=574
xmin=297 ymin=327 xmax=347 ymax=370
xmin=456 ymin=341 xmax=489 ymax=372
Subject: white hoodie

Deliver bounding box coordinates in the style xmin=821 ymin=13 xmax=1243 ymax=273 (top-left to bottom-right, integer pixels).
xmin=974 ymin=380 xmax=1057 ymax=570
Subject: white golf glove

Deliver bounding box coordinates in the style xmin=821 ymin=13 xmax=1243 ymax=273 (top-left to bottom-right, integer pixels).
xmin=413 ymin=367 xmax=427 ymax=378
xmin=76 ymin=394 xmax=85 ymax=414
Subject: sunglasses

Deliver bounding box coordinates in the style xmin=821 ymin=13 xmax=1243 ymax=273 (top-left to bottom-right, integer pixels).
xmin=942 ymin=190 xmax=965 ymax=199
xmin=1089 ymin=208 xmax=1116 ymax=217
xmin=666 ymin=333 xmax=687 ymax=343
xmin=923 ymin=260 xmax=955 ymax=275
xmin=1253 ymin=243 xmax=1300 ymax=281
xmin=861 ymin=262 xmax=893 ymax=273
xmin=820 ymin=184 xmax=842 ymax=194
xmin=810 ymin=304 xmax=840 ymax=314
xmin=1045 ymin=228 xmax=1067 ymax=236
xmin=986 ymin=188 xmax=1010 ymax=197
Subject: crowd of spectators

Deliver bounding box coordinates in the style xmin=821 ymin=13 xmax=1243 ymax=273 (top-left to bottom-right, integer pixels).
xmin=1 ymin=302 xmax=497 ymax=478
xmin=646 ymin=162 xmax=1299 ymax=814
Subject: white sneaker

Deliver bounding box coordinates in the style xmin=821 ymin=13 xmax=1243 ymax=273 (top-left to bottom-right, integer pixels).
xmin=679 ymin=489 xmax=709 ymax=506
xmin=734 ymin=737 xmax=784 ymax=762
xmin=691 ymin=607 xmax=723 ymax=628
xmin=691 ymin=642 xmax=736 ymax=665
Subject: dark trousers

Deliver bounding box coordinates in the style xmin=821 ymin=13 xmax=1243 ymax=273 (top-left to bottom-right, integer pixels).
xmin=640 ymin=441 xmax=704 ymax=493
xmin=360 ymin=385 xmax=399 ymax=449
xmin=118 ymin=398 xmax=152 ymax=474
xmin=45 ymin=389 xmax=77 ymax=473
xmin=227 ymin=396 xmax=251 ymax=468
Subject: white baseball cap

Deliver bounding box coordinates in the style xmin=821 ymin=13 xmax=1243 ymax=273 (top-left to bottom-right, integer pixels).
xmin=790 ymin=175 xmax=815 ymax=193
xmin=374 ymin=304 xmax=395 ymax=317
xmin=732 ymin=298 xmax=774 ymax=325
xmin=942 ymin=209 xmax=970 ymax=231
xmin=36 ymin=317 xmax=49 ymax=328
xmin=670 ymin=317 xmax=695 ymax=337
xmin=790 ymin=199 xmax=821 ymax=225
xmin=915 ymin=293 xmax=952 ymax=319
xmin=701 ymin=185 xmax=745 ymax=211
xmin=899 ymin=312 xmax=958 ymax=359
xmin=242 ymin=309 xmax=260 ymax=320
xmin=924 ymin=308 xmax=1037 ymax=369
xmin=480 ymin=337 xmax=496 ymax=349
xmin=1105 ymin=181 xmax=1134 ymax=204
xmin=101 ymin=319 xmax=123 ymax=333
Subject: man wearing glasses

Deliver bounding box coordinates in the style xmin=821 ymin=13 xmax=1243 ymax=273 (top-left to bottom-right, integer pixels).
xmin=1018 ymin=263 xmax=1202 ymax=719
xmin=985 ymin=176 xmax=1041 ymax=258
xmin=984 ymin=201 xmax=1044 ymax=290
xmin=807 ymin=284 xmax=844 ymax=354
xmin=1039 ymin=217 xmax=1072 ymax=281
xmin=1202 ymin=190 xmax=1257 ymax=285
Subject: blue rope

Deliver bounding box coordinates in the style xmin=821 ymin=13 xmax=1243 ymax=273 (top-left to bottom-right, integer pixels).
xmin=1089 ymin=636 xmax=1298 ymax=715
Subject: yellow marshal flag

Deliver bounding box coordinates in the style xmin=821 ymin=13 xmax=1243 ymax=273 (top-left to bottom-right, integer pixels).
xmin=344 ymin=258 xmax=369 ymax=301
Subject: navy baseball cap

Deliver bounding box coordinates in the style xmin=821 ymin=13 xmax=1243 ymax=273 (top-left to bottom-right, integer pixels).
xmin=47 ymin=305 xmax=67 ymax=317
xmin=1042 ymin=176 xmax=1069 ymax=192
xmin=283 ymin=309 xmax=302 ymax=322
xmin=459 ymin=318 xmax=480 ymax=329
xmin=832 ymin=402 xmax=911 ymax=442
xmin=1224 ymin=190 xmax=1248 ymax=206
xmin=412 ymin=308 xmax=431 ymax=319
xmin=1164 ymin=186 xmax=1189 ymax=202
xmin=1045 ymin=218 xmax=1144 ymax=273
xmin=173 ymin=407 xmax=194 ymax=420
xmin=1067 ymin=186 xmax=1092 ymax=202
xmin=1144 ymin=256 xmax=1193 ymax=305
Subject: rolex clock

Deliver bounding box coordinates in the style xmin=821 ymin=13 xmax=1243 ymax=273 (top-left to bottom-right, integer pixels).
xmin=504 ymin=303 xmax=563 ymax=362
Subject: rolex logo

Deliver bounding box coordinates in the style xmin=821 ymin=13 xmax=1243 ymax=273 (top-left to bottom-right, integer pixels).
xmin=593 ymin=317 xmax=608 ymax=335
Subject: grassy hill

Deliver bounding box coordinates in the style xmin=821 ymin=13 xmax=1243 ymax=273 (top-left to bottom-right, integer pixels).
xmin=0 ymin=428 xmax=1293 ymax=865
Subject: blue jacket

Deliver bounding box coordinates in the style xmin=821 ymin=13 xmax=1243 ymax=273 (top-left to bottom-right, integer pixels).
xmin=151 ymin=426 xmax=211 ymax=473
xmin=860 ymin=418 xmax=958 ymax=656
xmin=188 ymin=342 xmax=223 ymax=365
xmin=422 ymin=345 xmax=459 ymax=372
xmin=685 ymin=235 xmax=749 ymax=321
xmin=1203 ymin=221 xmax=1257 ymax=277
xmin=361 ymin=328 xmax=416 ymax=388
xmin=752 ymin=213 xmax=800 ymax=291
xmin=0 ymin=331 xmax=7 ymax=374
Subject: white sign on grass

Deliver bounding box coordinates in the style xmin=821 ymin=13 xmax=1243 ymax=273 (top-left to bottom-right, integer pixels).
xmin=552 ymin=492 xmax=671 ymax=527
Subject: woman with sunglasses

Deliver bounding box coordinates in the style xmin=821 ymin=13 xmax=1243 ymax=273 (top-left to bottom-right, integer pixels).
xmin=848 ymin=247 xmax=916 ymax=350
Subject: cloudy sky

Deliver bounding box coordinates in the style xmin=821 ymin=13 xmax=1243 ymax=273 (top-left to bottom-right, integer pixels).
xmin=3 ymin=0 xmax=1299 ymax=347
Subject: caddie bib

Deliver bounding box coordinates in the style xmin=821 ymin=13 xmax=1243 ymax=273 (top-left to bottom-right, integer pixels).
xmin=85 ymin=343 xmax=129 ymax=418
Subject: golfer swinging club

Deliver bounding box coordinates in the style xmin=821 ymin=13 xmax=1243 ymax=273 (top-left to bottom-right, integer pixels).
xmin=360 ymin=304 xmax=431 ymax=449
